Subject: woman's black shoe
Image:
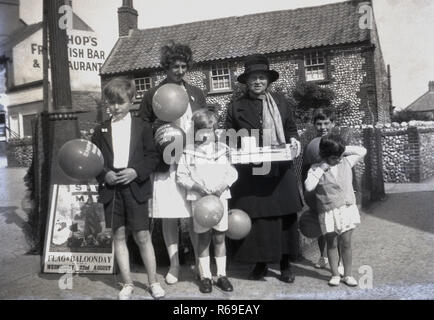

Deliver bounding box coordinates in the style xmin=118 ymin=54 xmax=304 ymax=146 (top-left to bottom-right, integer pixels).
xmin=199 ymin=278 xmax=213 ymax=293
xmin=280 ymin=268 xmax=295 ymax=283
xmin=248 ymin=264 xmax=268 ymax=280
xmin=216 ymin=276 xmax=234 ymax=292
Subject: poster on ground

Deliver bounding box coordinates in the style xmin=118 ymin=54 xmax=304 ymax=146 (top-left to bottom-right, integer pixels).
xmin=42 ymin=184 xmax=114 ymax=274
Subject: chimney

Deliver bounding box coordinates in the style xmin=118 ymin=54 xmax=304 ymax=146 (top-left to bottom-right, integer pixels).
xmin=429 ymin=81 xmax=434 ymax=92
xmin=118 ymin=0 xmax=138 ymax=37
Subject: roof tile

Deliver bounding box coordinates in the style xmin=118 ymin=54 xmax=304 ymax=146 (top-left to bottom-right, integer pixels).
xmin=101 ymin=0 xmax=371 ymax=75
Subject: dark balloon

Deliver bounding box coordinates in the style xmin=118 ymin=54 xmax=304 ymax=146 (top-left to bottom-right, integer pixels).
xmin=299 ymin=209 xmax=322 ymax=238
xmin=58 ymin=139 xmax=104 ymax=181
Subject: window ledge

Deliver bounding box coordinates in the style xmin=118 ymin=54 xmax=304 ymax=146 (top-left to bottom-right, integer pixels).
xmin=207 ymin=89 xmax=233 ymax=96
xmin=305 ymin=79 xmax=332 ymax=85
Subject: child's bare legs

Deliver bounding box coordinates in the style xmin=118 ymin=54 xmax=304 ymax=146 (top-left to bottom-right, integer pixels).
xmin=325 ymin=232 xmax=340 ymax=277
xmin=162 ymin=218 xmax=180 ymax=282
xmin=339 ymin=229 xmax=353 ymax=277
xmin=198 ymin=231 xmax=212 ymax=258
xmin=337 ymin=237 xmax=344 ymax=274
xmin=132 ymin=230 xmax=157 ymax=284
xmin=213 ymin=231 xmax=226 ymax=258
xmin=315 ymin=235 xmax=328 ymax=268
xmin=318 ymin=235 xmax=327 ymax=258
xmin=188 ymin=217 xmax=199 ymax=275
xmin=113 ymin=226 xmax=133 ymax=285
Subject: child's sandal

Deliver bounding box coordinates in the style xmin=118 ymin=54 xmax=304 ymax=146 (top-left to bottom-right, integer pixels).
xmin=342 ymin=276 xmax=358 ymax=287
xmin=328 ymin=276 xmax=341 ymax=286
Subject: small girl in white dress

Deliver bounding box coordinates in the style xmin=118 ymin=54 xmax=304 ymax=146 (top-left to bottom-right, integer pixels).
xmin=176 ymin=109 xmax=238 ymax=293
xmin=305 ymin=133 xmax=366 ymax=287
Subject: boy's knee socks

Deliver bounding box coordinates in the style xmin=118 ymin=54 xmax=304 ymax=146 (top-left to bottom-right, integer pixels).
xmin=215 ymin=256 xmax=226 ymax=277
xmin=198 ymin=256 xmax=212 ymax=279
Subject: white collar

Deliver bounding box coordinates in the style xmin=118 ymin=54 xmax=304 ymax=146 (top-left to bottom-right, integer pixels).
xmin=111 ymin=112 xmax=131 ymax=124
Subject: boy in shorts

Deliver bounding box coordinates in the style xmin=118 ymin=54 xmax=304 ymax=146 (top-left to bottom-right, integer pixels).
xmin=92 ymin=77 xmax=164 ymax=299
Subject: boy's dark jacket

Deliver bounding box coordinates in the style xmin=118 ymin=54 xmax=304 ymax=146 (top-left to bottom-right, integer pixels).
xmin=91 ymin=116 xmax=159 ymax=204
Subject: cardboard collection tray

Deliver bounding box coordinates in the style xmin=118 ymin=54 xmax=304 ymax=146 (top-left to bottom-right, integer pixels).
xmin=229 ymin=144 xmax=297 ymax=164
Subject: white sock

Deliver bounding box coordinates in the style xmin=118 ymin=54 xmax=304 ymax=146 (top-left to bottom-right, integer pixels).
xmin=215 ymin=256 xmax=226 ymax=277
xmin=198 ymin=256 xmax=212 ymax=279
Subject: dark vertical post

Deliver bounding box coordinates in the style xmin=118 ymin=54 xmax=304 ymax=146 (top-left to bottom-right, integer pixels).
xmin=46 ymin=0 xmax=72 ymax=109
xmin=387 ymin=65 xmax=393 ymax=119
xmin=362 ymin=127 xmax=386 ymax=209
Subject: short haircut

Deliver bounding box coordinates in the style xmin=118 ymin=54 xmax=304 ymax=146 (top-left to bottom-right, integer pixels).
xmin=192 ymin=109 xmax=218 ymax=131
xmin=312 ymin=108 xmax=336 ymax=124
xmin=160 ymin=41 xmax=193 ymax=70
xmin=319 ymin=133 xmax=346 ymax=159
xmin=103 ymin=77 xmax=135 ymax=104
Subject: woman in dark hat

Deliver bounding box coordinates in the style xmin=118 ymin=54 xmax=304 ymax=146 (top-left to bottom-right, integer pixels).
xmin=225 ymin=54 xmax=303 ymax=283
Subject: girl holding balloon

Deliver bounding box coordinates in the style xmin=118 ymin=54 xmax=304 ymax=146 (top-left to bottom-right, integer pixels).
xmin=139 ymin=42 xmax=207 ymax=284
xmin=176 ymin=109 xmax=238 ymax=293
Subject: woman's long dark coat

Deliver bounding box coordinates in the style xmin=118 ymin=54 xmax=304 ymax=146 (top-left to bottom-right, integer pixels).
xmin=225 ymin=92 xmax=303 ymax=263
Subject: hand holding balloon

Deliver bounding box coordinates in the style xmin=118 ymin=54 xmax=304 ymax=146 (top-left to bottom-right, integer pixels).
xmin=210 ymin=183 xmax=228 ymax=197
xmin=191 ymin=182 xmax=212 ymax=197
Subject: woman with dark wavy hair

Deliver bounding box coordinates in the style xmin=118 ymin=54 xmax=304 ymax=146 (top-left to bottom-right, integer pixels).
xmin=139 ymin=41 xmax=207 ymax=285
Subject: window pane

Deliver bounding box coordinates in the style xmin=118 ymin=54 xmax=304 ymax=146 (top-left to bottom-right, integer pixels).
xmin=135 ymin=77 xmax=153 ymax=98
xmin=210 ymin=63 xmax=231 ymax=91
xmin=305 ymin=51 xmax=326 ymax=81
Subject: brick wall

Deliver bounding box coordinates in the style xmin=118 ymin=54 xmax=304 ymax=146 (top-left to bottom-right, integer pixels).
xmin=420 ymin=129 xmax=434 ymax=180
xmin=371 ymin=19 xmax=391 ymax=124
xmin=379 ymin=121 xmax=434 ymax=182
xmin=117 ymin=6 xmax=138 ymax=37
xmin=6 ymin=138 xmax=33 ymax=167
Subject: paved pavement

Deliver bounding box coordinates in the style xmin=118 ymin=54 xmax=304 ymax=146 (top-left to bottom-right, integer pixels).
xmin=0 ymin=142 xmax=7 ymax=168
xmin=0 ymin=167 xmax=433 ymax=300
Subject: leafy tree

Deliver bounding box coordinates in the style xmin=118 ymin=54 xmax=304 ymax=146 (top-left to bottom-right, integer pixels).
xmin=293 ymin=82 xmax=335 ymax=110
xmin=392 ymin=109 xmax=432 ymax=122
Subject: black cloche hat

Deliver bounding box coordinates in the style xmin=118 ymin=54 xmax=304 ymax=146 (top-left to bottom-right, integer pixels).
xmin=237 ymin=54 xmax=280 ymax=84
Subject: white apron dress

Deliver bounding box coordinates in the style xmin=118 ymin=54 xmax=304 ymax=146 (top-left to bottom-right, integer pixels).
xmin=149 ymin=96 xmax=194 ymax=219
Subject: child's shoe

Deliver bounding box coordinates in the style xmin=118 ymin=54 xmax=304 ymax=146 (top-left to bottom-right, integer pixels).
xmin=328 ymin=276 xmax=341 ymax=286
xmin=199 ymin=278 xmax=213 ymax=293
xmin=342 ymin=276 xmax=358 ymax=287
xmin=165 ymin=266 xmax=180 ymax=285
xmin=118 ymin=283 xmax=134 ymax=300
xmin=150 ymin=282 xmax=165 ymax=299
xmin=215 ymin=276 xmax=233 ymax=292
xmin=338 ymin=263 xmax=344 ymax=276
xmin=314 ymin=257 xmax=328 ymax=269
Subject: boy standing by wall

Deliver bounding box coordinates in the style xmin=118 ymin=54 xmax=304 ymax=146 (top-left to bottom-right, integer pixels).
xmin=302 ymin=108 xmax=342 ymax=272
